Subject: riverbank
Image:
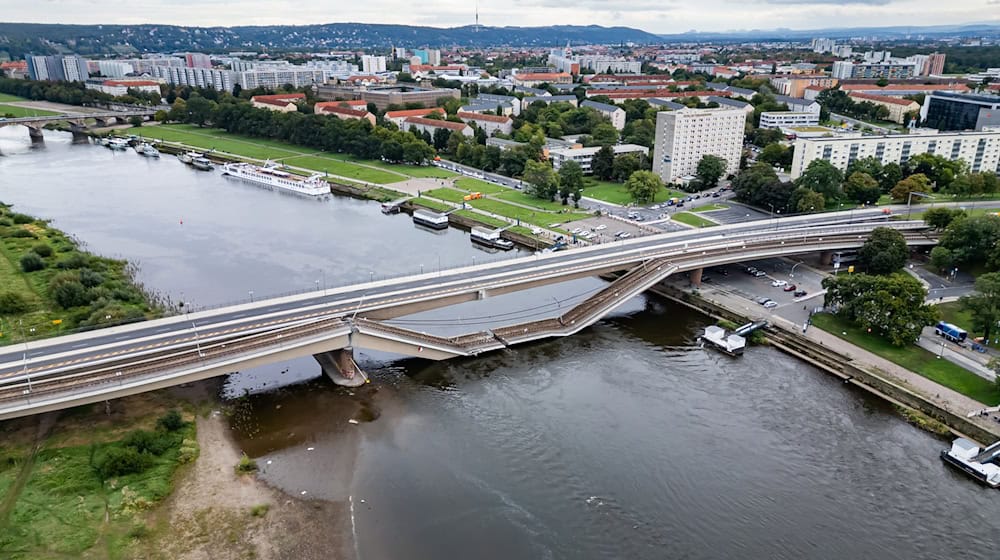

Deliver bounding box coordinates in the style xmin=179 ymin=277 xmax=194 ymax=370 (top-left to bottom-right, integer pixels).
xmin=0 ymin=202 xmax=160 ymax=344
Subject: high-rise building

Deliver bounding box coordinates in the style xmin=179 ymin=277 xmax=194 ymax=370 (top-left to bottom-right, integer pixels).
xmin=154 ymin=66 xmax=235 ymax=92
xmin=96 ymin=60 xmax=135 ymax=78
xmin=26 ymin=54 xmax=89 ymax=82
xmin=791 ymin=130 xmax=1000 ymax=179
xmin=361 ymin=55 xmax=387 ymax=74
xmin=652 ymin=107 xmax=746 ymax=183
xmin=61 ymin=56 xmax=90 ymax=82
xmin=920 ymin=92 xmax=1000 ymax=131
xmin=237 ymin=67 xmax=326 ymax=90
xmin=185 ymin=53 xmax=212 ymax=69
xmin=412 ymin=49 xmax=441 ymax=66
xmin=927 ymin=53 xmax=946 ymax=76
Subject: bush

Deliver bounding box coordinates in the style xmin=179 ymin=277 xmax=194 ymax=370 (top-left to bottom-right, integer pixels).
xmin=123 ymin=429 xmax=175 ymax=456
xmin=178 ymin=439 xmax=199 ymax=464
xmin=235 ymin=453 xmax=258 ymax=474
xmin=9 ymin=228 xmax=36 ymax=238
xmin=78 ymin=267 xmax=105 ymax=288
xmin=31 ymin=243 xmax=53 ymax=258
xmin=156 ymin=410 xmax=185 ymax=432
xmin=56 ymin=253 xmax=89 ymax=269
xmin=0 ymin=291 xmax=31 ymax=314
xmin=99 ymin=446 xmax=153 ymax=479
xmin=51 ymin=279 xmax=90 ymax=308
xmin=19 ymin=252 xmax=45 ymax=272
xmin=10 ymin=213 xmax=33 ymax=224
xmin=250 ymin=504 xmax=270 ymax=517
xmin=0 ymin=217 xmax=12 ymax=226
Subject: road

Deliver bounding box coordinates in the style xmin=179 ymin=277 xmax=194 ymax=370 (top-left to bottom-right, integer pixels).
xmin=830 ymin=113 xmax=897 ymax=134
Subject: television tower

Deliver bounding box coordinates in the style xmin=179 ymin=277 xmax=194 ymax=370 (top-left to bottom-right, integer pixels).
xmin=475 ymin=0 xmax=480 ymax=32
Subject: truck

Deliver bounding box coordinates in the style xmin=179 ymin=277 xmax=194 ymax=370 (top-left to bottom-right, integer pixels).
xmin=935 ymin=321 xmax=968 ymax=344
xmin=463 ymin=192 xmax=483 ymax=201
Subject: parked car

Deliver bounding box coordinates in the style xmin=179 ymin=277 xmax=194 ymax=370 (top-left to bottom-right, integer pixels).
xmin=650 ymin=204 xmax=661 ymax=210
xmin=712 ymin=192 xmax=721 ymax=198
xmin=793 ymin=290 xmax=808 ymax=297
xmin=753 ymin=270 xmax=766 ymax=277
xmin=594 ymin=224 xmax=608 ymax=231
xmin=746 ymin=267 xmax=758 ymax=274
xmin=771 ymin=280 xmax=788 ymax=287
xmin=756 ymin=297 xmax=771 ymax=305
xmin=783 ymin=284 xmax=797 ymax=292
xmin=763 ymin=301 xmax=779 ymax=309
xmin=531 ymin=227 xmax=543 ymax=235
xmin=676 ymin=202 xmax=685 ymax=208
xmin=571 ymin=227 xmax=583 ymax=234
xmin=619 ymin=232 xmax=631 ymax=238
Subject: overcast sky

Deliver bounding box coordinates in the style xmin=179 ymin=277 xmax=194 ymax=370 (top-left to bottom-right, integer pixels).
xmin=6 ymin=0 xmax=999 ymax=33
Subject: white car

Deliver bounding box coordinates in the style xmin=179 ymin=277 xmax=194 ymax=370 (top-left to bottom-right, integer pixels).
xmin=619 ymin=232 xmax=631 ymax=239
xmin=594 ymin=224 xmax=608 ymax=231
xmin=763 ymin=300 xmax=779 ymax=309
xmin=650 ymin=204 xmax=661 ymax=210
xmin=571 ymin=227 xmax=583 ymax=235
xmin=771 ymin=280 xmax=788 ymax=287
xmin=579 ymin=231 xmax=593 ymax=239
xmin=530 ymin=227 xmax=543 ymax=235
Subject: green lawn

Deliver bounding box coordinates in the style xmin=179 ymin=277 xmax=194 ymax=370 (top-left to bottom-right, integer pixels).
xmin=812 ymin=313 xmax=1000 ymax=405
xmin=494 ymin=189 xmax=579 ymax=212
xmin=936 ymin=302 xmax=975 ymax=334
xmin=279 ymin=154 xmax=404 ymax=184
xmin=454 ymin=177 xmax=508 ymax=194
xmin=411 ymin=197 xmax=453 ymax=212
xmin=691 ymin=203 xmax=729 ymax=213
xmin=0 ymin=92 xmax=28 ymax=102
xmin=0 ymin=103 xmax=61 ymax=117
xmin=672 ymin=212 xmax=717 ymax=227
xmin=581 ymin=179 xmax=686 ymax=206
xmin=422 ymin=188 xmax=587 ymax=230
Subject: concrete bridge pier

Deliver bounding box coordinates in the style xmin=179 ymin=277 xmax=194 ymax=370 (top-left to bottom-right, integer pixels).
xmin=819 ymin=251 xmax=833 ymax=266
xmin=26 ymin=125 xmax=44 ymax=144
xmin=315 ymin=347 xmax=369 ymax=387
xmin=689 ymin=267 xmax=703 ymax=287
xmin=69 ymin=124 xmax=90 ymax=144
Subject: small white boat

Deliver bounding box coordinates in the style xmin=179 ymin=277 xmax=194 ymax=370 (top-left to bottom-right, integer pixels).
xmin=136 ymin=143 xmax=160 ymax=158
xmin=941 ymin=438 xmax=1000 ymax=488
xmin=191 ymin=156 xmax=214 ymax=171
xmin=107 ymin=138 xmax=129 ymax=151
xmin=178 ymin=151 xmax=202 ymax=164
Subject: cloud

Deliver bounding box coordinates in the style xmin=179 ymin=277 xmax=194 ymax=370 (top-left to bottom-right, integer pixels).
xmin=748 ymin=0 xmax=891 ymax=3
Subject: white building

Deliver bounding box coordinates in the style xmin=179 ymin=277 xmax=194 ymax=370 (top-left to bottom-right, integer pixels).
xmin=759 ymin=111 xmax=820 ymax=129
xmin=96 ymin=61 xmax=135 ymax=78
xmin=153 ymin=66 xmax=235 ymax=92
xmin=548 ymin=144 xmax=649 ymax=174
xmin=652 ymin=107 xmax=746 ymax=183
xmin=361 ymin=55 xmax=387 ymax=74
xmin=456 ymin=111 xmax=514 ymax=136
xmin=581 ymin=100 xmax=626 ymax=131
xmin=85 ymin=79 xmax=161 ymax=96
xmin=61 ymin=56 xmax=90 ymax=82
xmin=237 ymin=67 xmax=326 ymax=89
xmin=791 ymin=130 xmax=1000 ymax=179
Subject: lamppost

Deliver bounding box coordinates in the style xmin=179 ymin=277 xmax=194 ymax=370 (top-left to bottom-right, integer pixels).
xmin=369 ymin=271 xmax=374 ymax=283
xmin=18 ymin=320 xmax=33 ymax=394
xmin=906 ymin=190 xmax=932 ymax=219
xmin=248 ymin=290 xmax=254 ymax=303
xmin=191 ymin=321 xmax=204 ymax=357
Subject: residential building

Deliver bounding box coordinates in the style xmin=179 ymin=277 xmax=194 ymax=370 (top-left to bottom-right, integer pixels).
xmin=360 ymin=86 xmax=460 ymax=111
xmin=96 ymin=61 xmax=135 ymax=78
xmin=920 ymin=92 xmax=1000 ymax=131
xmin=185 ymin=53 xmax=212 ymax=69
xmin=522 ymin=94 xmax=578 ymax=107
xmin=581 ymin=100 xmax=626 ymax=131
xmin=759 ymin=111 xmax=820 ymax=129
xmin=456 ymin=111 xmax=513 ymax=136
xmin=153 ymin=66 xmax=235 ymax=92
xmin=831 ymin=61 xmax=916 ymax=80
xmin=384 ymin=107 xmax=445 ymax=127
xmin=238 ymin=67 xmax=326 ymax=89
xmin=791 ymin=130 xmax=1000 ymax=179
xmin=811 ymin=38 xmax=836 ymax=53
xmin=60 ymin=56 xmax=90 ymax=82
xmin=768 ymin=75 xmax=838 ymax=98
xmin=549 ymin=144 xmax=649 ymax=174
xmin=27 ymin=55 xmax=88 ymax=82
xmin=472 ymin=93 xmax=521 ymax=116
xmin=837 ymin=83 xmax=970 ymax=98
xmin=251 ymin=93 xmax=306 ymax=112
xmin=707 ymin=96 xmax=754 ymax=114
xmin=847 ymin=92 xmax=920 ymax=124
xmin=927 ymin=53 xmax=947 ymax=76
xmin=704 ymin=84 xmax=756 ymax=99
xmin=513 ymin=72 xmax=572 ymax=87
xmin=652 ymin=106 xmax=746 ymax=183
xmin=361 ymin=55 xmax=387 ymax=74
xmin=85 ymin=79 xmax=161 ymax=97
xmin=772 ymin=95 xmax=821 ymax=114
xmin=403 ymin=116 xmax=473 ymax=138
xmin=315 ymin=104 xmax=376 ymax=126
xmin=648 ymin=98 xmax=687 ymax=111
xmin=0 ymin=61 xmax=28 ymax=79
xmin=412 ymin=49 xmax=441 ymax=66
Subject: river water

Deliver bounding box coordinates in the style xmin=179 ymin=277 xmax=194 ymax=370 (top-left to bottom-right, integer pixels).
xmin=2 ymin=129 xmax=999 ymax=559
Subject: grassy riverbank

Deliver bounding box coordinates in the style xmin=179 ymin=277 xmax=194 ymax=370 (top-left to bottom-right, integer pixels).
xmin=581 ymin=178 xmax=687 ymax=206
xmin=0 ymin=104 xmax=60 ymax=118
xmin=0 ymin=399 xmax=198 ymax=560
xmin=672 ymin=212 xmax=717 ymax=228
xmin=811 ymin=313 xmax=1000 ymax=405
xmin=0 ymin=203 xmax=159 ymax=344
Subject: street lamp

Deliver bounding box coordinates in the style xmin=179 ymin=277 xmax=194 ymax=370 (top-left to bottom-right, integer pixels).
xmin=906 ymin=190 xmax=932 ymax=219
xmin=248 ymin=290 xmax=254 ymax=302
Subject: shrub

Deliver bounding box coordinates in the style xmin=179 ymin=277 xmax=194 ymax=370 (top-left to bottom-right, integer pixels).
xmin=177 ymin=439 xmax=199 ymax=464
xmin=250 ymin=504 xmax=270 ymax=517
xmin=0 ymin=292 xmax=31 ymax=314
xmin=123 ymin=429 xmax=175 ymax=456
xmin=56 ymin=253 xmax=89 ymax=269
xmin=10 ymin=213 xmax=33 ymax=224
xmin=0 ymin=218 xmax=12 ymax=226
xmin=19 ymin=252 xmax=45 ymax=272
xmin=235 ymin=453 xmax=258 ymax=474
xmin=78 ymin=267 xmax=105 ymax=288
xmin=31 ymin=243 xmax=53 ymax=258
xmin=99 ymin=446 xmax=153 ymax=478
xmin=9 ymin=229 xmax=36 ymax=239
xmin=51 ymin=279 xmax=89 ymax=308
xmin=156 ymin=410 xmax=185 ymax=432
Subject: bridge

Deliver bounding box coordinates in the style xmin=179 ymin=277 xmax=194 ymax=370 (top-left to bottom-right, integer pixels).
xmin=0 ymin=110 xmax=158 ymax=142
xmin=0 ymin=210 xmax=937 ymax=420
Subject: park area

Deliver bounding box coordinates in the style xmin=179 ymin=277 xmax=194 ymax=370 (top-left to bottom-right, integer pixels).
xmin=580 ymin=178 xmax=687 ymax=206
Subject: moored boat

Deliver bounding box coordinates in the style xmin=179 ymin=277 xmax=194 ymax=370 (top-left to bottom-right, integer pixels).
xmin=136 ymin=143 xmax=160 ymax=158
xmin=470 ymin=226 xmax=514 ymax=250
xmin=177 ymin=151 xmax=202 ymax=164
xmin=191 ymin=156 xmax=214 ymax=171
xmin=220 ymin=161 xmax=330 ymax=197
xmin=412 ymin=209 xmax=449 ymax=230
xmin=941 ymin=438 xmax=1000 ymax=488
xmin=107 ymin=138 xmax=129 ymax=151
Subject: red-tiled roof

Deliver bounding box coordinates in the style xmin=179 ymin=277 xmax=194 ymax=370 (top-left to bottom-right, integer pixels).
xmin=317 ymin=105 xmax=371 ymax=118
xmin=403 ymin=117 xmax=469 ymax=131
xmin=848 ymin=92 xmax=921 ymax=106
xmin=457 ymin=111 xmax=511 ymax=123
xmin=410 ymin=64 xmax=467 ymax=73
xmin=251 ymin=93 xmax=306 ymax=102
xmin=804 ymin=85 xmax=826 ymax=91
xmin=346 ymin=75 xmax=381 ymax=83
xmin=592 ymin=90 xmax=727 ymax=100
xmin=315 ymin=100 xmax=368 ymax=111
xmin=385 ymin=107 xmax=445 ymax=119
xmin=1 ymin=61 xmax=28 ymax=70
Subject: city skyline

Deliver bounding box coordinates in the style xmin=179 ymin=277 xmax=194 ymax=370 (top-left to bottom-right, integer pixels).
xmin=4 ymin=0 xmax=999 ymax=35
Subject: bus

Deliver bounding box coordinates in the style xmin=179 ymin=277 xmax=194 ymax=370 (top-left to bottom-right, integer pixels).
xmin=935 ymin=321 xmax=968 ymax=344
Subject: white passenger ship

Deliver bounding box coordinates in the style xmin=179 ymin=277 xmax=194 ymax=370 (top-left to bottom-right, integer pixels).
xmin=221 ymin=162 xmax=330 ymax=197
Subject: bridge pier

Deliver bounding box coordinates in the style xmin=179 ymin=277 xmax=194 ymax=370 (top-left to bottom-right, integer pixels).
xmin=819 ymin=251 xmax=833 ymax=266
xmin=69 ymin=125 xmax=90 ymax=144
xmin=689 ymin=267 xmax=703 ymax=287
xmin=314 ymin=347 xmax=368 ymax=387
xmin=26 ymin=125 xmax=44 ymax=144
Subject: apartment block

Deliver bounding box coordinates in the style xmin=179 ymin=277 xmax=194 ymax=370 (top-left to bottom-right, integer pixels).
xmin=759 ymin=111 xmax=820 ymax=129
xmin=652 ymin=107 xmax=746 ymax=183
xmin=548 ymin=144 xmax=649 ymax=174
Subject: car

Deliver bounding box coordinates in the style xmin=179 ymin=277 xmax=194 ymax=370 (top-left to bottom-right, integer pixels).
xmin=712 ymin=192 xmax=721 ymax=198
xmin=793 ymin=290 xmax=808 ymax=297
xmin=579 ymin=231 xmax=593 ymax=239
xmin=549 ymin=223 xmax=562 ymax=228
xmin=676 ymin=202 xmax=685 ymax=208
xmin=753 ymin=270 xmax=766 ymax=277
xmin=746 ymin=266 xmax=757 ymax=274
xmin=619 ymin=232 xmax=631 ymax=238
xmin=763 ymin=301 xmax=779 ymax=309
xmin=693 ymin=194 xmax=701 ymax=199
xmin=771 ymin=280 xmax=788 ymax=287
xmin=756 ymin=297 xmax=771 ymax=305
xmin=783 ymin=284 xmax=797 ymax=292
xmin=571 ymin=227 xmax=583 ymax=234
xmin=594 ymin=224 xmax=608 ymax=231
xmin=651 ymin=204 xmax=661 ymax=210
xmin=634 ymin=216 xmax=644 ymax=221
xmin=613 ymin=230 xmax=625 ymax=237
xmin=531 ymin=227 xmax=543 ymax=235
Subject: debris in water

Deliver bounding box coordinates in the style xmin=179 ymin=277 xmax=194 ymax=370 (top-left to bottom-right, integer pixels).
xmin=266 ymin=460 xmax=273 ymax=465
xmin=348 ymin=419 xmax=359 ymax=425
xmin=301 ymin=491 xmax=308 ymax=495
xmin=307 ymin=447 xmax=315 ymax=451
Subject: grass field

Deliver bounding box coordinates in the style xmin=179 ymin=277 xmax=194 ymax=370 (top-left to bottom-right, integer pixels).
xmin=423 ymin=188 xmax=588 ymax=230
xmin=581 ymin=179 xmax=686 ymax=206
xmin=453 ymin=177 xmax=508 ymax=194
xmin=0 ymin=104 xmax=60 ymax=118
xmin=493 ymin=189 xmax=580 ymax=213
xmin=811 ymin=313 xmax=1000 ymax=405
xmin=691 ymin=203 xmax=729 ymax=213
xmin=936 ymin=301 xmax=975 ymax=335
xmin=0 ymin=93 xmax=28 ymax=102
xmin=672 ymin=212 xmax=717 ymax=228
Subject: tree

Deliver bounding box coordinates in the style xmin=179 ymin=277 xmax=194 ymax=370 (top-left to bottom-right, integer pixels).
xmin=557 ymin=161 xmax=584 ymax=205
xmin=758 ymin=143 xmax=791 ymax=169
xmin=612 ymin=153 xmax=642 ymax=183
xmin=938 ymin=214 xmax=1000 ymax=269
xmin=843 ymin=172 xmax=881 ymax=205
xmin=184 ymin=95 xmax=215 ymax=127
xmin=591 ymin=146 xmax=615 ymax=181
xmin=432 ymin=127 xmax=451 ymax=151
xmin=0 ymin=291 xmax=30 ymax=314
xmin=695 ymin=155 xmax=727 ymax=189
xmin=794 ymin=188 xmax=824 ymax=213
xmin=795 ymin=159 xmax=843 ymax=201
xmin=929 ymin=246 xmax=955 ymax=271
xmin=879 ymin=162 xmax=903 ymax=194
xmin=889 ymin=173 xmax=932 ymax=202
xmin=822 ymin=273 xmax=937 ymax=347
xmin=523 ymin=159 xmax=560 ymax=201
xmin=959 ymin=272 xmax=1000 ymax=343
xmin=624 ymin=170 xmax=663 ymax=204
xmin=590 ymin=123 xmax=619 ymax=146
xmin=381 ymin=140 xmax=404 ymax=163
xmin=846 ymin=156 xmax=883 ymax=180
xmin=858 ymin=227 xmax=908 ymax=275
xmin=923 ymin=207 xmax=965 ymax=230
xmin=128 ymin=115 xmax=143 ymax=127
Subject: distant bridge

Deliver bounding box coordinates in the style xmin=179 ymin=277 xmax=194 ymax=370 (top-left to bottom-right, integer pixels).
xmin=0 ymin=109 xmax=158 ymax=142
xmin=0 ymin=209 xmax=937 ymax=420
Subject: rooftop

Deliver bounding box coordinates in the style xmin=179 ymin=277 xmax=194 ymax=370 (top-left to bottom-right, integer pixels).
xmin=514 ymin=72 xmax=572 ymax=81
xmin=581 ymin=99 xmax=621 ymax=113
xmin=403 ymin=116 xmax=469 ymax=131
xmin=384 ymin=107 xmax=445 ymax=119
xmin=847 ymin=92 xmax=920 ymax=106
xmin=457 ymin=111 xmax=511 ymax=123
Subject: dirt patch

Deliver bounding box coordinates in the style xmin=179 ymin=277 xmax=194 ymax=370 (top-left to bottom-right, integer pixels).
xmin=140 ymin=411 xmax=351 ymax=560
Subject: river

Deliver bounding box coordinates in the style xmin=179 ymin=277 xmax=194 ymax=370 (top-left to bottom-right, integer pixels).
xmin=2 ymin=129 xmax=999 ymax=559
